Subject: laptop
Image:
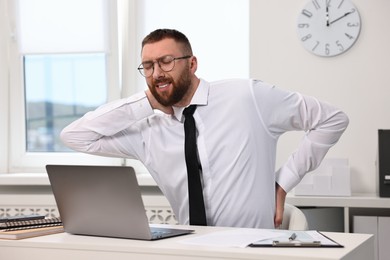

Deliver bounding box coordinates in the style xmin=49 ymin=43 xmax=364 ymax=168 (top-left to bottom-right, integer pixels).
xmin=46 ymin=164 xmax=193 ymax=240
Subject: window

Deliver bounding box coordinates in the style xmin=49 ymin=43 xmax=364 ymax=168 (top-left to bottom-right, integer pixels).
xmin=4 ymin=0 xmax=249 ymax=173
xmin=19 ymin=0 xmax=110 ymax=153
xmin=8 ymin=0 xmax=121 ymax=172
xmin=24 ymin=54 xmax=107 ymax=152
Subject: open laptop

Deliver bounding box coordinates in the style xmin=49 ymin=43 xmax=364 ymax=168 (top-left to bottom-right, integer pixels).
xmin=46 ymin=165 xmax=193 ymax=240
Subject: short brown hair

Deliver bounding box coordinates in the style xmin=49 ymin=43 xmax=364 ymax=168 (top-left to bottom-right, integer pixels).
xmin=141 ymin=29 xmax=193 ymax=55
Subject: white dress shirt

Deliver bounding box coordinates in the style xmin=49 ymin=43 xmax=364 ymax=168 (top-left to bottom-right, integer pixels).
xmin=61 ymin=78 xmax=349 ymax=228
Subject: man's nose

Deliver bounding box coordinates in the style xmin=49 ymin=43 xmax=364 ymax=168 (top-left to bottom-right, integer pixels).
xmin=152 ymin=62 xmax=164 ymax=79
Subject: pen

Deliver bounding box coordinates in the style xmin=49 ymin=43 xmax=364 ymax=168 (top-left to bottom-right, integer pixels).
xmin=289 ymin=232 xmax=297 ymax=241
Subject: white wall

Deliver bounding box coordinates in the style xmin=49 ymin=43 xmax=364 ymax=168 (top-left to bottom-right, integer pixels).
xmin=250 ymin=0 xmax=390 ymax=194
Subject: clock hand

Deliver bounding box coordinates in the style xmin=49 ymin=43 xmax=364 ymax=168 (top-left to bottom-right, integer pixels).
xmin=329 ymin=10 xmax=353 ymax=25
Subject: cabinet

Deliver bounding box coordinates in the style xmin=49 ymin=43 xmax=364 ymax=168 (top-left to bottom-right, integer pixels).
xmin=353 ymin=216 xmax=390 ymax=260
xmin=286 ymin=193 xmax=390 ymax=233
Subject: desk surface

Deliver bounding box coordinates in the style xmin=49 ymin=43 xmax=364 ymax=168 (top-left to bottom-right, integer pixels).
xmin=0 ymin=225 xmax=373 ymax=260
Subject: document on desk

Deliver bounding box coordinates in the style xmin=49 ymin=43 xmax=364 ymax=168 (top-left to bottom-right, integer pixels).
xmin=179 ymin=229 xmax=343 ymax=248
xmin=249 ymin=230 xmax=343 ymax=248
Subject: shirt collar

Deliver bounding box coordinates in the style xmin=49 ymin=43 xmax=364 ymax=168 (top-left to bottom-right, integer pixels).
xmin=172 ymin=78 xmax=209 ymax=121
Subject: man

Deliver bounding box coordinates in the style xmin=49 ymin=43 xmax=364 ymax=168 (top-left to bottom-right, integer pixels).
xmin=61 ymin=29 xmax=349 ymax=229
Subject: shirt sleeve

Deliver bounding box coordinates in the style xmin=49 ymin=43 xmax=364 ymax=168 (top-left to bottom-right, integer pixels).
xmin=60 ymin=92 xmax=154 ymax=159
xmin=251 ymin=80 xmax=349 ymax=192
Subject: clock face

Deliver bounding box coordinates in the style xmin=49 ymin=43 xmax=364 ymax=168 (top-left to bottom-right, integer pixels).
xmin=297 ymin=0 xmax=361 ymax=57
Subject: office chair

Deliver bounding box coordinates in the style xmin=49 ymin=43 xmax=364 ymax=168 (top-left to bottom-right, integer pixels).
xmin=280 ymin=203 xmax=309 ymax=230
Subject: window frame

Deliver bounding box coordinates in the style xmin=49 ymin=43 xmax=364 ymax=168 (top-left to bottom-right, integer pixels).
xmin=7 ymin=0 xmax=123 ymax=173
xmin=0 ymin=0 xmax=10 ymax=174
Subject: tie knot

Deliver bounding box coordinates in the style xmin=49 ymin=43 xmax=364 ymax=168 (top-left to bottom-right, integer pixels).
xmin=183 ymin=105 xmax=197 ymax=117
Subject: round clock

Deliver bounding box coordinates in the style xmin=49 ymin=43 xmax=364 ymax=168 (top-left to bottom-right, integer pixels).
xmin=297 ymin=0 xmax=361 ymax=57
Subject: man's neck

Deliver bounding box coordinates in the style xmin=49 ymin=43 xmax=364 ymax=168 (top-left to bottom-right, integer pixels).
xmin=174 ymin=77 xmax=200 ymax=107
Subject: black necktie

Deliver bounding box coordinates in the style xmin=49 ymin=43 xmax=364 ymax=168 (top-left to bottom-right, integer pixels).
xmin=183 ymin=105 xmax=207 ymax=226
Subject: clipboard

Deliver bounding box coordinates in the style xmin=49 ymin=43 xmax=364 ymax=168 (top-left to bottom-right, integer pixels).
xmin=249 ymin=230 xmax=343 ymax=248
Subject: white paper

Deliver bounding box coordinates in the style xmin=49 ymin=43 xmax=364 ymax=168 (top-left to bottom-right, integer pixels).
xmin=178 ymin=228 xmax=284 ymax=248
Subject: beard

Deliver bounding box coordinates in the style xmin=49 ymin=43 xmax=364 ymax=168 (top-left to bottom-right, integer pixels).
xmin=148 ymin=66 xmax=192 ymax=107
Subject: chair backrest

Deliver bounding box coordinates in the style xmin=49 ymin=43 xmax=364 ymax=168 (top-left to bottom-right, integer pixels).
xmin=280 ymin=203 xmax=309 ymax=230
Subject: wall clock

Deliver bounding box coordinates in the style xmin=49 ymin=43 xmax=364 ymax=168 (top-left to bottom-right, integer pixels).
xmin=297 ymin=0 xmax=361 ymax=57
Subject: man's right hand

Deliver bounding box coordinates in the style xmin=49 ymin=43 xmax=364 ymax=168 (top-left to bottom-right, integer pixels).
xmin=274 ymin=182 xmax=287 ymax=228
xmin=145 ymin=90 xmax=173 ymax=115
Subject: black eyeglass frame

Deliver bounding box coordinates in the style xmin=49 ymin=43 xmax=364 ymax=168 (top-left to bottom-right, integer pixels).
xmin=137 ymin=55 xmax=192 ymax=77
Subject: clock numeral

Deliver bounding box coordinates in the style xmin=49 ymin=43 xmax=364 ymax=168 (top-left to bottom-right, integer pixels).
xmin=347 ymin=22 xmax=359 ymax=27
xmin=302 ymin=9 xmax=313 ymax=18
xmin=345 ymin=33 xmax=354 ymax=40
xmin=312 ymin=41 xmax=320 ymax=51
xmin=312 ymin=0 xmax=320 ymax=10
xmin=336 ymin=40 xmax=344 ymax=51
xmin=325 ymin=43 xmax=330 ymax=55
xmin=298 ymin=23 xmax=310 ymax=28
xmin=301 ymin=34 xmax=312 ymax=42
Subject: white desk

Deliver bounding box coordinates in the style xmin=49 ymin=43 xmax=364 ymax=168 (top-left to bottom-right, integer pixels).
xmin=0 ymin=225 xmax=374 ymax=260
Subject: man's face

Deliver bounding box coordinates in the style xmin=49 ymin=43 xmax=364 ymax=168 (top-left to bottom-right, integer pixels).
xmin=141 ymin=38 xmax=194 ymax=107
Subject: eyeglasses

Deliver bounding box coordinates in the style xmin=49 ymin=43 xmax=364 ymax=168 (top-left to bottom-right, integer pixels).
xmin=137 ymin=55 xmax=192 ymax=77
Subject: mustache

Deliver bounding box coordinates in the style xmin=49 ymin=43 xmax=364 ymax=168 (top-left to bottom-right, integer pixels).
xmin=153 ymin=77 xmax=172 ymax=84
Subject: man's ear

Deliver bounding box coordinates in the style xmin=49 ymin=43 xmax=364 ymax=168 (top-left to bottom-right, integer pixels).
xmin=190 ymin=56 xmax=198 ymax=72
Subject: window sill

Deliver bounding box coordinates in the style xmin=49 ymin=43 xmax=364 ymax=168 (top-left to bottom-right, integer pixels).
xmin=0 ymin=173 xmax=157 ymax=186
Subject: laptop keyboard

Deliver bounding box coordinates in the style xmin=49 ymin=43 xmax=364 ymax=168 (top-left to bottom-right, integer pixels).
xmin=151 ymin=229 xmax=172 ymax=239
